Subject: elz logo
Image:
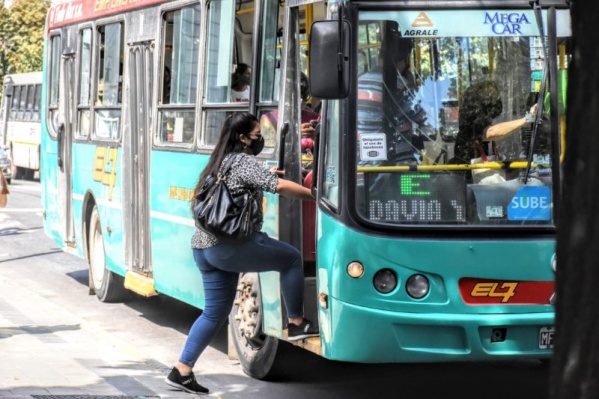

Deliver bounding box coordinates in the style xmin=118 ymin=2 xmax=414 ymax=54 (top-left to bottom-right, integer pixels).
xmin=471 ymin=282 xmax=518 ymax=303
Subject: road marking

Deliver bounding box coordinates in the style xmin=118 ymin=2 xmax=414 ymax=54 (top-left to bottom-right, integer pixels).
xmin=0 ymin=213 xmax=27 ymax=231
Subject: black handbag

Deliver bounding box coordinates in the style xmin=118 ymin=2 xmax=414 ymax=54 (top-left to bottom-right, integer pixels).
xmin=193 ymin=153 xmax=259 ymax=242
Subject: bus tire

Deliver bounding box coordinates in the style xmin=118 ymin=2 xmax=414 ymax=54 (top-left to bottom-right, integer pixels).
xmin=23 ymin=168 xmax=34 ymax=180
xmin=89 ymin=206 xmax=128 ymax=303
xmin=229 ymin=272 xmax=280 ymax=380
xmin=14 ymin=166 xmax=25 ymax=180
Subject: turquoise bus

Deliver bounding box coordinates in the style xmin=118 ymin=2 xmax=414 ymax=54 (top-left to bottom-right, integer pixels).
xmin=41 ymin=0 xmax=570 ymax=378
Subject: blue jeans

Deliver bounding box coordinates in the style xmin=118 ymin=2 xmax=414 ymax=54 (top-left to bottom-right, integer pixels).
xmin=179 ymin=231 xmax=304 ymax=367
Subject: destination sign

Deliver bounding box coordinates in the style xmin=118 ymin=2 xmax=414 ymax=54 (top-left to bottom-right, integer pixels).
xmin=365 ymin=172 xmax=466 ymax=223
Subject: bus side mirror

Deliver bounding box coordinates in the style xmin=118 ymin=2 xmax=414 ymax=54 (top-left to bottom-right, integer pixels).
xmin=309 ymin=20 xmax=351 ymax=99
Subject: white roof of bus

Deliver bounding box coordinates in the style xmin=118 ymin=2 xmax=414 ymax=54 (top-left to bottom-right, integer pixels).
xmin=4 ymin=72 xmax=42 ymax=85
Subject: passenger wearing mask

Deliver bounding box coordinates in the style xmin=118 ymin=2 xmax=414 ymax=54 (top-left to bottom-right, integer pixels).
xmin=165 ymin=112 xmax=319 ymax=395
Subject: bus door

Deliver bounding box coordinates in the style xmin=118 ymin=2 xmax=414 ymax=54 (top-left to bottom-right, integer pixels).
xmin=124 ymin=41 xmax=153 ymax=277
xmin=58 ymin=53 xmax=76 ymax=245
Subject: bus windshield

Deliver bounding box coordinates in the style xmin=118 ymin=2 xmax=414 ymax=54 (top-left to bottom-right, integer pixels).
xmin=355 ymin=9 xmax=570 ymax=227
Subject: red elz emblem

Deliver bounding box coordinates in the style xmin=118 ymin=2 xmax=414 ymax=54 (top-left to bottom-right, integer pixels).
xmin=459 ymin=278 xmax=554 ymax=305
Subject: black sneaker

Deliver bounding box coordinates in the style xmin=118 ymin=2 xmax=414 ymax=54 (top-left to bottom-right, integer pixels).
xmin=165 ymin=367 xmax=209 ymax=395
xmin=287 ymin=318 xmax=319 ymax=341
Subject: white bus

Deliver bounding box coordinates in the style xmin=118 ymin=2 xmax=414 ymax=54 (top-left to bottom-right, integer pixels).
xmin=1 ymin=71 xmax=43 ymax=180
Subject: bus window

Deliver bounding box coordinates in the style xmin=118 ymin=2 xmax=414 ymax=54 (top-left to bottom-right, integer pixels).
xmin=358 ymin=22 xmax=382 ymax=75
xmin=18 ymin=85 xmax=27 ymax=121
xmin=203 ymin=0 xmax=251 ymax=145
xmin=48 ymin=35 xmax=61 ymax=136
xmin=95 ymin=22 xmax=123 ymax=140
xmin=258 ymin=0 xmax=281 ymax=105
xmin=204 ymin=0 xmax=245 ymax=106
xmin=32 ymin=84 xmax=41 ymax=122
xmin=158 ymin=5 xmax=200 ymax=144
xmin=77 ymin=27 xmax=93 ymax=138
xmin=26 ymin=84 xmax=35 ymax=121
xmin=204 ymin=110 xmax=238 ymax=146
xmin=256 ymin=0 xmax=281 ymax=150
xmin=10 ymin=85 xmax=20 ymax=121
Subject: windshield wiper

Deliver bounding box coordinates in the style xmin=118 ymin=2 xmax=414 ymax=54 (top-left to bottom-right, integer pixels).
xmin=523 ymin=0 xmax=549 ymax=184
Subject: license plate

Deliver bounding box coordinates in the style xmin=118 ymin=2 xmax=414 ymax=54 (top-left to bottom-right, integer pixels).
xmin=539 ymin=326 xmax=555 ymax=349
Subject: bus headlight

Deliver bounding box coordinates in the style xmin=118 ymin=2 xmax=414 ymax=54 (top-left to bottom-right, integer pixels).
xmin=373 ymin=269 xmax=397 ymax=294
xmin=406 ymin=274 xmax=429 ymax=299
xmin=347 ymin=261 xmax=364 ymax=278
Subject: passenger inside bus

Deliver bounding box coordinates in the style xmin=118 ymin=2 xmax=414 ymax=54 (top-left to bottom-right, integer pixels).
xmin=450 ymin=80 xmax=538 ymax=165
xmin=299 ymin=73 xmax=320 ymax=175
xmin=260 ymin=73 xmax=320 ymax=177
xmin=96 ymin=79 xmax=104 ymax=105
xmin=162 ymin=66 xmax=171 ymax=104
xmin=230 ymin=63 xmax=251 ymax=103
xmin=447 ymin=80 xmax=544 ymax=190
xmin=299 ymin=72 xmax=320 ymax=154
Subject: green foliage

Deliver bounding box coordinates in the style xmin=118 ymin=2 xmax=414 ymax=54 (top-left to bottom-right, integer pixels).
xmin=5 ymin=0 xmax=50 ymax=72
xmin=0 ymin=0 xmax=49 ymax=93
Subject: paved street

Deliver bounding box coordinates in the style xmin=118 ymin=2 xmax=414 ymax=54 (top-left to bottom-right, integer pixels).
xmin=0 ymin=179 xmax=553 ymax=399
xmin=0 ymin=180 xmax=244 ymax=398
xmin=0 ymin=267 xmax=179 ymax=398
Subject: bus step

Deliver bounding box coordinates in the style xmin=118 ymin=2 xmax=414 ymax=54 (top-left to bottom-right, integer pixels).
xmin=284 ymin=334 xmax=322 ymax=356
xmin=124 ymin=271 xmax=158 ymax=297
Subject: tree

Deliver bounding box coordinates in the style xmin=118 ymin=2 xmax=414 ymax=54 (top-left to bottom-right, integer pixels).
xmin=550 ymin=1 xmax=599 ymax=397
xmin=0 ymin=0 xmax=11 ymax=76
xmin=5 ymin=0 xmax=50 ymax=73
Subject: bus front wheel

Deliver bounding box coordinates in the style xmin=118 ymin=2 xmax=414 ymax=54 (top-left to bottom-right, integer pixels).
xmin=229 ymin=272 xmax=280 ymax=380
xmin=88 ymin=206 xmax=128 ymax=303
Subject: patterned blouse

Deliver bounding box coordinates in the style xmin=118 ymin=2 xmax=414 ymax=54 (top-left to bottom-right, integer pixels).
xmin=191 ymin=152 xmax=278 ymax=249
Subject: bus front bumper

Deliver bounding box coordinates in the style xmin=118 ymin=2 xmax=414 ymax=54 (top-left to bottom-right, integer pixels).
xmin=322 ymin=298 xmax=554 ymax=362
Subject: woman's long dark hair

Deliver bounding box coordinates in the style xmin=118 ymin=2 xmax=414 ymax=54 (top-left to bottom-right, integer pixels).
xmin=191 ymin=112 xmax=259 ymax=204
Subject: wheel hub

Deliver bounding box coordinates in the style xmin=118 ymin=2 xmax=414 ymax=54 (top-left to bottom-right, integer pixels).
xmin=233 ymin=274 xmax=263 ymax=343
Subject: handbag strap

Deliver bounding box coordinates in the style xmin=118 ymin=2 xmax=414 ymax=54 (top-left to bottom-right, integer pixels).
xmin=216 ymin=153 xmax=253 ymax=196
xmin=218 ymin=153 xmax=257 ymax=200
xmin=218 ymin=153 xmax=242 ymax=177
